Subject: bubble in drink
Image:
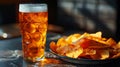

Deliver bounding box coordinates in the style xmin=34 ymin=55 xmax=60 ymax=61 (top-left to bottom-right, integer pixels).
xmin=19 ymin=4 xmax=48 ymax=62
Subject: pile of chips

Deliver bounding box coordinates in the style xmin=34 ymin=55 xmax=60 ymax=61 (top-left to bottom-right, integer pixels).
xmin=50 ymin=32 xmax=120 ymax=60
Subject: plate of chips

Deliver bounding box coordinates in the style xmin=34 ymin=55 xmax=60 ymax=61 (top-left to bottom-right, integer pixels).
xmin=49 ymin=32 xmax=120 ymax=64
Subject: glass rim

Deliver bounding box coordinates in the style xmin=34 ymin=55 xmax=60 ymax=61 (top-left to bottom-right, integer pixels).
xmin=19 ymin=3 xmax=47 ymax=12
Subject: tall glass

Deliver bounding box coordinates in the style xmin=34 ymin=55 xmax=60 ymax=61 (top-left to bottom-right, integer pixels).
xmin=19 ymin=4 xmax=48 ymax=62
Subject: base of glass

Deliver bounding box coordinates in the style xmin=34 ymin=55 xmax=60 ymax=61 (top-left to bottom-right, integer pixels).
xmin=24 ymin=56 xmax=45 ymax=63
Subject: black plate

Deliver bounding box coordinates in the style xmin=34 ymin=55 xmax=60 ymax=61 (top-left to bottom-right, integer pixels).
xmin=50 ymin=49 xmax=120 ymax=64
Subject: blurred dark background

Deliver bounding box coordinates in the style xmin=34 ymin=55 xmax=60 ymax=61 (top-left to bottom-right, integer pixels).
xmin=0 ymin=0 xmax=119 ymax=41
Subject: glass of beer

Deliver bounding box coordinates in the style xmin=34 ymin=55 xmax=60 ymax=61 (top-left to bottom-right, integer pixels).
xmin=19 ymin=4 xmax=48 ymax=62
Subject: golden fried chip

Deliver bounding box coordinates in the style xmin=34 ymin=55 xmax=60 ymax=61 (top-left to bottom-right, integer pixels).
xmin=66 ymin=47 xmax=83 ymax=58
xmin=90 ymin=54 xmax=101 ymax=60
xmin=50 ymin=41 xmax=57 ymax=53
xmin=56 ymin=46 xmax=69 ymax=55
xmin=112 ymin=52 xmax=120 ymax=58
xmin=78 ymin=32 xmax=90 ymax=39
xmin=79 ymin=48 xmax=96 ymax=59
xmin=87 ymin=39 xmax=110 ymax=49
xmin=106 ymin=38 xmax=117 ymax=46
xmin=84 ymin=49 xmax=96 ymax=55
xmin=56 ymin=37 xmax=68 ymax=47
xmin=100 ymin=50 xmax=109 ymax=60
xmin=66 ymin=34 xmax=81 ymax=44
xmin=49 ymin=31 xmax=120 ymax=60
xmin=115 ymin=41 xmax=120 ymax=48
xmin=90 ymin=50 xmax=109 ymax=60
xmin=90 ymin=31 xmax=102 ymax=38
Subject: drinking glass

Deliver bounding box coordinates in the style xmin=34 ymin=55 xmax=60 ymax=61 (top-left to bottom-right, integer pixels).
xmin=19 ymin=4 xmax=48 ymax=62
